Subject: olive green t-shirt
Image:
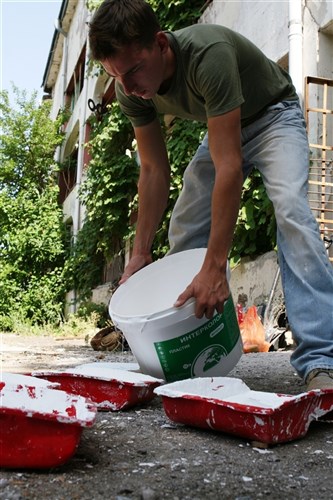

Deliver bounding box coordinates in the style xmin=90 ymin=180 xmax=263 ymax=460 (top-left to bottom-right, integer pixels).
xmin=116 ymin=24 xmax=297 ymax=128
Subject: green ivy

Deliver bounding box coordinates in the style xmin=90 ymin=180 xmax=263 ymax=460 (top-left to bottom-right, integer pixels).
xmin=152 ymin=118 xmax=207 ymax=258
xmin=230 ymin=171 xmax=276 ymax=265
xmin=67 ymin=101 xmax=139 ymax=299
xmin=72 ymin=0 xmax=277 ymax=300
xmin=86 ymin=0 xmax=204 ymax=30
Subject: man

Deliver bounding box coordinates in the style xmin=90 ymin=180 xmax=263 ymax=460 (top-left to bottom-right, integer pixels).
xmin=89 ymin=0 xmax=333 ymax=390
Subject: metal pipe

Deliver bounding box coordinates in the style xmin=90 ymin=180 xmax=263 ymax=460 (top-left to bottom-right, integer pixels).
xmin=54 ymin=19 xmax=68 ymax=108
xmin=288 ymin=0 xmax=304 ymax=106
xmin=74 ymin=16 xmax=91 ymax=243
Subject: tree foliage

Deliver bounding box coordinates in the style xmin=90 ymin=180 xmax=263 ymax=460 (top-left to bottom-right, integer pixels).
xmin=0 ymin=87 xmax=67 ymax=329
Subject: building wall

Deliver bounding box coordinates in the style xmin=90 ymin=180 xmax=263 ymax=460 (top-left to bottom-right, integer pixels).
xmin=45 ymin=0 xmax=332 ymax=311
xmin=306 ymin=0 xmax=333 ymax=29
xmin=200 ymin=1 xmax=289 ymax=63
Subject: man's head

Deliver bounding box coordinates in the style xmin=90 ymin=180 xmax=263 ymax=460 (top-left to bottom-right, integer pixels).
xmin=89 ymin=0 xmax=161 ymax=60
xmin=89 ymin=0 xmax=174 ymax=100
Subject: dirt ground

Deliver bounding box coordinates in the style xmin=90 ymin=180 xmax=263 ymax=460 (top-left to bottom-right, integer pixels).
xmin=1 ymin=333 xmax=333 ymax=500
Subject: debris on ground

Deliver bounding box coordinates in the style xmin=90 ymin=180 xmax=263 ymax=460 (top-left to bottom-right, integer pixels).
xmin=90 ymin=323 xmax=127 ymax=352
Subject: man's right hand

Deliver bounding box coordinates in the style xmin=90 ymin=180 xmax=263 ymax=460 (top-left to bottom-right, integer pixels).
xmin=119 ymin=253 xmax=153 ymax=284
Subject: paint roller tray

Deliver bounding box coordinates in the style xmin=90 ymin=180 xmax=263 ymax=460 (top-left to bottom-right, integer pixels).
xmin=154 ymin=377 xmax=333 ymax=444
xmin=0 ymin=373 xmax=97 ymax=469
xmin=31 ymin=363 xmax=164 ymax=411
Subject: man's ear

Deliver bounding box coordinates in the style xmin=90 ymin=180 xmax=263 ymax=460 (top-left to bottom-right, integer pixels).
xmin=155 ymin=31 xmax=169 ymax=54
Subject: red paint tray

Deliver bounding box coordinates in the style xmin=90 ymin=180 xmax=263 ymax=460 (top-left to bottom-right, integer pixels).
xmin=0 ymin=373 xmax=97 ymax=469
xmin=154 ymin=377 xmax=333 ymax=444
xmin=32 ymin=363 xmax=164 ymax=411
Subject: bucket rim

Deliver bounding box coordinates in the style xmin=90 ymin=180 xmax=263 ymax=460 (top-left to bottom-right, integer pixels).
xmin=109 ymin=296 xmax=196 ymax=323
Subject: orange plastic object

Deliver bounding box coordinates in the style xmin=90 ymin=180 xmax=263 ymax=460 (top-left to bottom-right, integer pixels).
xmin=240 ymin=306 xmax=270 ymax=353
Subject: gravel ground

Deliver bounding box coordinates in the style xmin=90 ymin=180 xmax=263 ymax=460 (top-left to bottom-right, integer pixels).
xmin=1 ymin=333 xmax=333 ymax=500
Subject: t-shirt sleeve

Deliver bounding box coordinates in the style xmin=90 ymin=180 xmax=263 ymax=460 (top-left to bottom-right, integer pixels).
xmin=115 ymin=82 xmax=157 ymax=127
xmin=193 ymin=42 xmax=244 ymax=118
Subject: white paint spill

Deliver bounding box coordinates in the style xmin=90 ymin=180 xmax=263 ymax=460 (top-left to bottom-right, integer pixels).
xmin=154 ymin=377 xmax=297 ymax=410
xmin=1 ymin=379 xmax=96 ymax=426
xmin=72 ymin=362 xmax=140 ymax=372
xmin=155 ymin=377 xmax=247 ymax=398
xmin=1 ymin=372 xmax=59 ymax=389
xmin=155 ymin=376 xmax=333 ymax=443
xmin=32 ymin=365 xmax=164 ymax=386
xmin=253 ymin=416 xmax=265 ymax=426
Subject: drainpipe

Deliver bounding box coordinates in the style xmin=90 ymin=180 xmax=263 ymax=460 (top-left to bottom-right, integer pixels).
xmin=54 ymin=19 xmax=68 ymax=169
xmin=74 ymin=19 xmax=91 ymax=243
xmin=71 ymin=15 xmax=91 ymax=311
xmin=288 ymin=0 xmax=303 ymax=107
xmin=54 ymin=19 xmax=68 ymax=109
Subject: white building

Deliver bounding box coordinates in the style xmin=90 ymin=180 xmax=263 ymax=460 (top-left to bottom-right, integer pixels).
xmin=42 ymin=0 xmax=333 ymax=308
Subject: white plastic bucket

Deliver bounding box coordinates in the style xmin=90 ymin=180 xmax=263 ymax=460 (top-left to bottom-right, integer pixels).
xmin=109 ymin=248 xmax=243 ymax=382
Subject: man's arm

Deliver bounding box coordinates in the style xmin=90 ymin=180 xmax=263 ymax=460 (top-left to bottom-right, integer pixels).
xmin=175 ymin=107 xmax=243 ymax=318
xmin=119 ymin=118 xmax=170 ymax=283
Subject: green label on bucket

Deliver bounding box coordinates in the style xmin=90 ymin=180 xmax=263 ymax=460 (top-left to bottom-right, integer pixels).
xmin=154 ymin=296 xmax=240 ymax=382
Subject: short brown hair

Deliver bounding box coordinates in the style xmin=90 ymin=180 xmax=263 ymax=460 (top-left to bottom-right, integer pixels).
xmin=89 ymin=0 xmax=161 ymax=60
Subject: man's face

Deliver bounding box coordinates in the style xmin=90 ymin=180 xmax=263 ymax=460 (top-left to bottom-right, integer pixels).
xmin=101 ymin=36 xmax=168 ymax=99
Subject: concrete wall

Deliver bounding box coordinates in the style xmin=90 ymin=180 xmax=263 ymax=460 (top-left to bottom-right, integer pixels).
xmin=92 ymin=283 xmax=114 ymax=307
xmin=306 ymin=0 xmax=333 ymax=30
xmin=230 ymin=252 xmax=282 ymax=308
xmin=200 ymin=0 xmax=289 ymax=62
xmin=201 ymin=1 xmax=333 ymax=84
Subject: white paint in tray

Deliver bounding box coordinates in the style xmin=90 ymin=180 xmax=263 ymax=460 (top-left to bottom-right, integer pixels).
xmin=32 ymin=364 xmax=164 ymax=386
xmin=1 ymin=372 xmax=59 ymax=388
xmin=1 ymin=377 xmax=97 ymax=426
xmin=74 ymin=362 xmax=140 ymax=372
xmin=154 ymin=377 xmax=299 ymax=410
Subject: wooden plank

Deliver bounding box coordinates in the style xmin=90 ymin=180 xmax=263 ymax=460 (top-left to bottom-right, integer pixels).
xmin=308 ymin=179 xmax=333 ymax=187
xmin=307 ymin=107 xmax=333 ymax=114
xmin=309 ymin=144 xmax=333 ymax=151
xmin=315 ymin=218 xmax=333 ymax=225
xmin=305 ymin=76 xmax=333 ymax=87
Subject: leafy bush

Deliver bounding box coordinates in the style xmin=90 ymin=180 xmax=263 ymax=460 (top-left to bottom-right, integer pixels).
xmin=0 ymin=87 xmax=68 ymax=329
xmin=0 ymin=315 xmax=14 ymax=332
xmin=76 ymin=301 xmax=110 ymax=328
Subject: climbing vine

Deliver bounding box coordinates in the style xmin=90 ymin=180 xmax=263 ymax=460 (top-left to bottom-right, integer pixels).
xmin=72 ymin=0 xmax=276 ymax=299
xmin=65 ymin=102 xmax=138 ymax=299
